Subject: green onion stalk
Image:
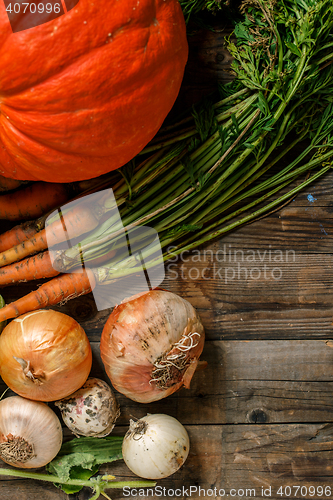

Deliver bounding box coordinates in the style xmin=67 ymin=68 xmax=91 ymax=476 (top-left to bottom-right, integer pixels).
xmin=52 ymin=0 xmax=333 ymax=285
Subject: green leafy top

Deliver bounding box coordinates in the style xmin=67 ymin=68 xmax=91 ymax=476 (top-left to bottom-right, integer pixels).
xmin=0 ymin=435 xmax=155 ymax=500
xmin=46 ymin=435 xmax=123 ymax=494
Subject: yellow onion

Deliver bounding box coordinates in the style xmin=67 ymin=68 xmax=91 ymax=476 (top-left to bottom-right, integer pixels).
xmin=0 ymin=309 xmax=92 ymax=402
xmin=100 ymin=290 xmax=205 ymax=403
xmin=0 ymin=396 xmax=62 ymax=468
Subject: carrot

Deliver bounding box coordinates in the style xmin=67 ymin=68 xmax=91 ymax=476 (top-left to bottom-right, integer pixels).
xmin=0 ymin=268 xmax=96 ymax=321
xmin=0 ymin=251 xmax=60 ymax=286
xmin=86 ymin=248 xmax=117 ymax=266
xmin=0 ymin=182 xmax=70 ymax=221
xmin=0 ymin=175 xmax=26 ymax=193
xmin=0 ymin=216 xmax=46 ymax=253
xmin=0 ymin=247 xmax=117 ymax=286
xmin=0 ymin=201 xmax=104 ymax=268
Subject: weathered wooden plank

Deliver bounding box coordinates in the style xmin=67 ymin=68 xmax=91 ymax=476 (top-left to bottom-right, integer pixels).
xmin=88 ymin=340 xmax=333 ymax=425
xmin=281 ymin=170 xmax=333 ymax=205
xmin=162 ymin=251 xmax=333 ymax=340
xmin=0 ymin=480 xmax=68 ymax=499
xmin=61 ymin=249 xmax=333 ymax=341
xmin=210 ymin=212 xmax=333 ymax=253
xmin=1 ymin=250 xmax=333 ymax=341
xmin=2 ymin=424 xmax=333 ymax=500
xmin=3 ymin=340 xmax=332 ymax=426
xmin=173 ymin=25 xmax=234 ymax=110
xmin=99 ymin=424 xmax=333 ymax=500
xmin=222 ymin=423 xmax=333 ymax=500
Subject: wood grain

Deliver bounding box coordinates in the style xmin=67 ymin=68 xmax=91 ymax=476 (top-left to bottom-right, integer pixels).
xmin=87 ymin=340 xmax=333 ymax=426
xmin=3 ymin=424 xmax=333 ymax=500
xmin=2 ymin=340 xmax=333 ymax=428
xmin=0 ymin=481 xmax=68 ymax=500
xmin=1 ymin=16 xmax=333 ymax=500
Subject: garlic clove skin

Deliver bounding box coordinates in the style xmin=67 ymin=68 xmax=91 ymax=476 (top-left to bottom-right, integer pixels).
xmin=122 ymin=413 xmax=190 ymax=479
xmin=0 ymin=396 xmax=62 ymax=469
xmin=55 ymin=378 xmax=120 ymax=438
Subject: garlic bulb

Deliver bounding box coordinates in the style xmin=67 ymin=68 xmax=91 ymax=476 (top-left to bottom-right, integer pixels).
xmin=122 ymin=413 xmax=190 ymax=479
xmin=0 ymin=396 xmax=62 ymax=468
xmin=100 ymin=289 xmax=205 ymax=403
xmin=55 ymin=378 xmax=120 ymax=437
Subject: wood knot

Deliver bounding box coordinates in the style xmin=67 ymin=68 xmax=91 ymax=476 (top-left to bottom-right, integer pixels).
xmin=247 ymin=408 xmax=268 ymax=423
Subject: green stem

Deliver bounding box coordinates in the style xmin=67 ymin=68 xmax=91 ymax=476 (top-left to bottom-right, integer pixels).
xmin=167 ymin=166 xmax=330 ymax=258
xmin=0 ymin=468 xmax=155 ymax=490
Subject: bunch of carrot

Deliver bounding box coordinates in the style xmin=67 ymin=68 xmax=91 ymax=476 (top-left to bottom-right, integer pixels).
xmin=0 ymin=173 xmax=122 ymax=319
xmin=1 ymin=0 xmax=333 ymax=321
xmin=0 ymin=196 xmax=106 ymax=320
xmin=0 ymin=113 xmax=330 ymax=323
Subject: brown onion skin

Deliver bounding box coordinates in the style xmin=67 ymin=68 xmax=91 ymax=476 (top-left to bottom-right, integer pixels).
xmin=0 ymin=309 xmax=92 ymax=402
xmin=100 ymin=289 xmax=205 ymax=403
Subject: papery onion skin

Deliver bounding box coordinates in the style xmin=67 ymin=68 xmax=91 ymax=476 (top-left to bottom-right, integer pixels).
xmin=0 ymin=396 xmax=62 ymax=468
xmin=122 ymin=413 xmax=190 ymax=479
xmin=55 ymin=377 xmax=120 ymax=438
xmin=100 ymin=290 xmax=205 ymax=403
xmin=0 ymin=309 xmax=92 ymax=402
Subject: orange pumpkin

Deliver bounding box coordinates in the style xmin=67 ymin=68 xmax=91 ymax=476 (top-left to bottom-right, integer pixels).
xmin=0 ymin=0 xmax=188 ymax=182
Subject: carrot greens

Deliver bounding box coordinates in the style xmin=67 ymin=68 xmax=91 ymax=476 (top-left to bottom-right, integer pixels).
xmin=0 ymin=0 xmax=333 ymax=315
xmin=60 ymin=0 xmax=333 ymax=270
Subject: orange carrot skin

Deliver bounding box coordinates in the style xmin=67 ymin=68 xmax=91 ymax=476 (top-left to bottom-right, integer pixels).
xmin=0 ymin=182 xmax=70 ymax=221
xmin=0 ymin=251 xmax=60 ymax=286
xmin=0 ymin=174 xmax=25 ymax=192
xmin=0 ymin=203 xmax=102 ymax=268
xmin=0 ymin=232 xmax=48 ymax=268
xmin=0 ymin=268 xmax=96 ymax=321
xmin=0 ymin=219 xmax=43 ymax=253
xmin=87 ymin=249 xmax=117 ymax=266
xmin=45 ymin=203 xmax=103 ymax=248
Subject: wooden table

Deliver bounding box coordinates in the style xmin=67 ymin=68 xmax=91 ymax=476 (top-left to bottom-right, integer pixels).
xmin=1 ymin=22 xmax=333 ymax=500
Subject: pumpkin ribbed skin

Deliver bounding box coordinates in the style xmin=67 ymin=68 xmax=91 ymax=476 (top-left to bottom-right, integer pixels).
xmin=0 ymin=0 xmax=188 ymax=182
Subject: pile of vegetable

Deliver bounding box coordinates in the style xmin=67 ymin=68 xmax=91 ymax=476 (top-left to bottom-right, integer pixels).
xmin=0 ymin=0 xmax=333 ymax=320
xmin=1 ymin=0 xmax=333 ymax=496
xmin=0 ymin=289 xmax=202 ymax=498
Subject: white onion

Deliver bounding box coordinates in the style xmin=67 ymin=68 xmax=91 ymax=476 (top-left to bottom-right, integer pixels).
xmin=0 ymin=396 xmax=62 ymax=468
xmin=122 ymin=413 xmax=190 ymax=479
